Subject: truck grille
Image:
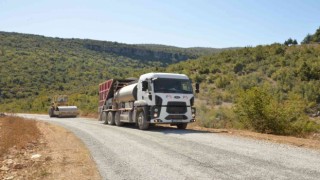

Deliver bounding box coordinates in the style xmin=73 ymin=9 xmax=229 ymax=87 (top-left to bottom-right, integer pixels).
xmin=166 ymin=102 xmax=187 ymax=114
xmin=165 ymin=115 xmax=188 ymax=120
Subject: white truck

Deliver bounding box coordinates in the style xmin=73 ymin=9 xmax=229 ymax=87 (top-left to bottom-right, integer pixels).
xmin=98 ymin=73 xmax=199 ymax=130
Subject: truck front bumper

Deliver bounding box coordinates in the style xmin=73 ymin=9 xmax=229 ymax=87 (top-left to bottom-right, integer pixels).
xmin=150 ymin=118 xmax=196 ymax=124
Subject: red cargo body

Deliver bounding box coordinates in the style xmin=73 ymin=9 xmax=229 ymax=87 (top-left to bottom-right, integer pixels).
xmin=99 ymin=79 xmax=114 ymax=109
xmin=98 ymin=79 xmax=137 ymax=119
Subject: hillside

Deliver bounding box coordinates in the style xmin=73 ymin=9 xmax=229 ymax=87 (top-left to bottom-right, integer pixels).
xmin=166 ymin=43 xmax=320 ymax=135
xmin=0 ymin=31 xmax=226 ymax=113
xmin=1 ymin=29 xmax=319 ymax=136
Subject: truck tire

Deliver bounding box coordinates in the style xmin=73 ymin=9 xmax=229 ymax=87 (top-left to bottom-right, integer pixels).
xmin=137 ymin=110 xmax=149 ymax=130
xmin=115 ymin=111 xmax=124 ymax=126
xmin=101 ymin=112 xmax=107 ymax=124
xmin=107 ymin=112 xmax=115 ymax=125
xmin=48 ymin=108 xmax=54 ymax=118
xmin=177 ymin=123 xmax=188 ymax=129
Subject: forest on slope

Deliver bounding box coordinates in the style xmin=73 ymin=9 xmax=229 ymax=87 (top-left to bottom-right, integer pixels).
xmin=165 ymin=27 xmax=320 ymax=135
xmin=0 ymin=31 xmax=224 ymax=113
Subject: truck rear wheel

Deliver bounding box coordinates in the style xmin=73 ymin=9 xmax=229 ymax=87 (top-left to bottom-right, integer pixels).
xmin=107 ymin=112 xmax=115 ymax=125
xmin=177 ymin=123 xmax=188 ymax=129
xmin=101 ymin=112 xmax=107 ymax=124
xmin=115 ymin=111 xmax=124 ymax=126
xmin=137 ymin=111 xmax=149 ymax=130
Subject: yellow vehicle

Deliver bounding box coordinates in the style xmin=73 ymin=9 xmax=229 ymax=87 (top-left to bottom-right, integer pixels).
xmin=48 ymin=95 xmax=79 ymax=118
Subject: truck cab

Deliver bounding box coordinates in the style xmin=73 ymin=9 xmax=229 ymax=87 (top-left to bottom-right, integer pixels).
xmin=136 ymin=73 xmax=196 ymax=129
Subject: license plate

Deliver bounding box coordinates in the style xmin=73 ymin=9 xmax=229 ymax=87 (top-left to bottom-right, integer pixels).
xmin=172 ymin=120 xmax=182 ymax=123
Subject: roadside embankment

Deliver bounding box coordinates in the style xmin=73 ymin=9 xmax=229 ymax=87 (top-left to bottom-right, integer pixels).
xmin=0 ymin=115 xmax=101 ymax=180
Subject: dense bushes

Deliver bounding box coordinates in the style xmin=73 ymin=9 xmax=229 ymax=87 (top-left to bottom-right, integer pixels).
xmin=195 ymin=86 xmax=319 ymax=136
xmin=234 ymin=87 xmax=319 ymax=135
xmin=197 ymin=105 xmax=237 ymax=129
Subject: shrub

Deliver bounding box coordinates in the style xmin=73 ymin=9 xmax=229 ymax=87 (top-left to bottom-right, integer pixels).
xmin=0 ymin=116 xmax=41 ymax=156
xmin=215 ymin=75 xmax=230 ymax=89
xmin=234 ymin=87 xmax=276 ymax=133
xmin=196 ymin=104 xmax=236 ymax=129
xmin=234 ymin=87 xmax=319 ymax=135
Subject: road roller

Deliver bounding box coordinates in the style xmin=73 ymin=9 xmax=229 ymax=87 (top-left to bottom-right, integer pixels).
xmin=48 ymin=95 xmax=79 ymax=118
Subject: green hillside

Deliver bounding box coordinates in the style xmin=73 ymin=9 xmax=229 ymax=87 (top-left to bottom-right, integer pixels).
xmin=1 ymin=29 xmax=319 ymax=136
xmin=0 ymin=31 xmax=225 ymax=113
xmin=167 ymin=42 xmax=320 ymax=135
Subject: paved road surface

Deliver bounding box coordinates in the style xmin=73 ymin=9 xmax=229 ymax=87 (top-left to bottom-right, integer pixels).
xmin=18 ymin=114 xmax=320 ymax=180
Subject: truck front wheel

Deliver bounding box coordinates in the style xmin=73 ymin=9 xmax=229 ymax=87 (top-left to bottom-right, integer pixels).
xmin=137 ymin=111 xmax=149 ymax=130
xmin=48 ymin=107 xmax=54 ymax=118
xmin=107 ymin=112 xmax=115 ymax=125
xmin=177 ymin=123 xmax=188 ymax=129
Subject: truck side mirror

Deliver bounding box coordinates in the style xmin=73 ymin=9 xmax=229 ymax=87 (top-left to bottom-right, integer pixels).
xmin=195 ymin=83 xmax=200 ymax=93
xmin=142 ymin=81 xmax=148 ymax=91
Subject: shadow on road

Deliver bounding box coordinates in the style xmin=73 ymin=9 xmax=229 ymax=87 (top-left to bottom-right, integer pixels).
xmin=149 ymin=125 xmax=211 ymax=135
xmin=101 ymin=123 xmax=219 ymax=135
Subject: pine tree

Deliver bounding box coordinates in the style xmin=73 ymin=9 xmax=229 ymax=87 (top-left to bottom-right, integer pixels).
xmin=292 ymin=39 xmax=298 ymax=45
xmin=301 ymin=34 xmax=312 ymax=44
xmin=312 ymin=27 xmax=320 ymax=43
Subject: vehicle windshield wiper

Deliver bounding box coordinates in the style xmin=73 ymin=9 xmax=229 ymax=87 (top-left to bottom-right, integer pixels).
xmin=180 ymin=89 xmax=192 ymax=93
xmin=156 ymin=89 xmax=177 ymax=93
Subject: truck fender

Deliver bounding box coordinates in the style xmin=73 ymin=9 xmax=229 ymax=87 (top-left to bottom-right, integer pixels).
xmin=134 ymin=100 xmax=148 ymax=107
xmin=134 ymin=100 xmax=148 ymax=123
xmin=134 ymin=105 xmax=150 ymax=122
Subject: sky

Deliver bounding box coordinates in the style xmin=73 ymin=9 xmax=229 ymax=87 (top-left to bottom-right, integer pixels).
xmin=0 ymin=0 xmax=319 ymax=48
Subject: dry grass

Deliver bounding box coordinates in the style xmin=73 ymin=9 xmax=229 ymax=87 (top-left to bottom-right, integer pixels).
xmin=0 ymin=115 xmax=41 ymax=156
xmin=0 ymin=116 xmax=101 ymax=179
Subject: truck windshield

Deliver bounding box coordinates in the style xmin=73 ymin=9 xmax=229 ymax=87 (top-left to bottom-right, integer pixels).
xmin=153 ymin=78 xmax=193 ymax=94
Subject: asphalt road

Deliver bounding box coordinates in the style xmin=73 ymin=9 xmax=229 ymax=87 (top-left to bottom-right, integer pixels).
xmin=18 ymin=114 xmax=320 ymax=180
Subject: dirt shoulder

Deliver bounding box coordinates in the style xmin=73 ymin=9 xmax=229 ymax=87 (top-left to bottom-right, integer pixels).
xmin=187 ymin=124 xmax=320 ymax=151
xmin=0 ymin=116 xmax=101 ymax=180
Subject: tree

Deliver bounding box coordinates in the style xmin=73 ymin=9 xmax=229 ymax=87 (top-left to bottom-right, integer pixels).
xmin=234 ymin=63 xmax=245 ymax=74
xmin=284 ymin=38 xmax=293 ymax=46
xmin=301 ymin=34 xmax=312 ymax=44
xmin=284 ymin=38 xmax=297 ymax=46
xmin=299 ymin=62 xmax=312 ymax=81
xmin=301 ymin=27 xmax=320 ymax=44
xmin=312 ymin=27 xmax=320 ymax=43
xmin=292 ymin=39 xmax=298 ymax=45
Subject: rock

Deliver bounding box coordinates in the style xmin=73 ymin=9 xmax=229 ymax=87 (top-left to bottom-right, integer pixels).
xmin=45 ymin=156 xmax=52 ymax=161
xmin=0 ymin=165 xmax=9 ymax=171
xmin=6 ymin=155 xmax=13 ymax=159
xmin=31 ymin=154 xmax=41 ymax=159
xmin=0 ymin=112 xmax=5 ymax=117
xmin=13 ymin=163 xmax=23 ymax=169
xmin=4 ymin=159 xmax=14 ymax=165
xmin=5 ymin=176 xmax=14 ymax=180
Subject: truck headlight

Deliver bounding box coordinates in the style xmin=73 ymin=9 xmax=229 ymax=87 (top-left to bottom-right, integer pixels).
xmin=152 ymin=106 xmax=160 ymax=118
xmin=191 ymin=108 xmax=196 ymax=113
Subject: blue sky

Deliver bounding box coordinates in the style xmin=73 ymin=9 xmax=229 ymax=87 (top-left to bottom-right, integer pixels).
xmin=0 ymin=0 xmax=319 ymax=48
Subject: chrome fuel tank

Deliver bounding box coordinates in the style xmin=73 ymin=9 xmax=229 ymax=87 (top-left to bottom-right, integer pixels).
xmin=114 ymin=83 xmax=138 ymax=102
